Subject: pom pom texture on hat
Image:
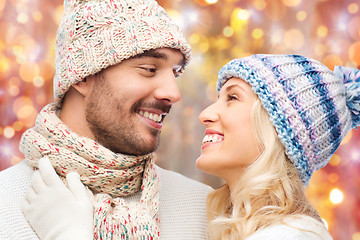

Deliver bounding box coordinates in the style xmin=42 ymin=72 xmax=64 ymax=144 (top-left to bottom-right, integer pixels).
xmin=217 ymin=54 xmax=358 ymax=185
xmin=54 ymin=0 xmax=191 ymax=106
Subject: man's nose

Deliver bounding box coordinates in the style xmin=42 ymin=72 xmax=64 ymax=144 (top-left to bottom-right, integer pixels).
xmin=154 ymin=74 xmax=181 ymax=104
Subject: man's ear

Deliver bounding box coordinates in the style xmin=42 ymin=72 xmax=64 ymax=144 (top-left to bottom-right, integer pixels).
xmin=71 ymin=77 xmax=93 ymax=97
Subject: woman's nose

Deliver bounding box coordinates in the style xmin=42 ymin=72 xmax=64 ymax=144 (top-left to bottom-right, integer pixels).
xmin=198 ymin=102 xmax=220 ymax=126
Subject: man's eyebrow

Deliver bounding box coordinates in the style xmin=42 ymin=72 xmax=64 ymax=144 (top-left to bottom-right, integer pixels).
xmin=134 ymin=49 xmax=168 ymax=60
xmin=133 ymin=49 xmax=186 ymax=67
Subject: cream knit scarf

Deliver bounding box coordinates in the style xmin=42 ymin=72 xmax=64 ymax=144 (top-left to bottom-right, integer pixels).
xmin=19 ymin=103 xmax=160 ymax=239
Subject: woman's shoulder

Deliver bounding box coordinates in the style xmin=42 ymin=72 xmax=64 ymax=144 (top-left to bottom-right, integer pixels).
xmin=246 ymin=215 xmax=333 ymax=240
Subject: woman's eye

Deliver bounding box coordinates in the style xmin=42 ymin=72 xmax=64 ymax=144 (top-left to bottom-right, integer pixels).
xmin=227 ymin=94 xmax=238 ymax=101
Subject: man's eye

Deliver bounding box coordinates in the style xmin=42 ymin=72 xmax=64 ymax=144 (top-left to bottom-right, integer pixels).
xmin=141 ymin=67 xmax=157 ymax=73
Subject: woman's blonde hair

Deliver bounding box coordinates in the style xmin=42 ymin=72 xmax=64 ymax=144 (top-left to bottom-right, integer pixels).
xmin=206 ymin=99 xmax=322 ymax=240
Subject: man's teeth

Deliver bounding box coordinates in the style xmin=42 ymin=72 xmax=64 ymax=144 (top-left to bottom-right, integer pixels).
xmin=138 ymin=110 xmax=163 ymax=123
xmin=202 ymin=134 xmax=224 ymax=144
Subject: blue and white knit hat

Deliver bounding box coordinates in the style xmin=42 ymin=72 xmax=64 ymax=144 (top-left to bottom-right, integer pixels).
xmin=217 ymin=54 xmax=360 ymax=185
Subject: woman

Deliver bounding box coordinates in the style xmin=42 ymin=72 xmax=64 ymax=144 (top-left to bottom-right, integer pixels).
xmin=23 ymin=54 xmax=359 ymax=239
xmin=196 ymin=54 xmax=360 ymax=239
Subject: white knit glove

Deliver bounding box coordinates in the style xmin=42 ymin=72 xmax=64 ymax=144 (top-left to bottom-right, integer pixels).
xmin=22 ymin=157 xmax=94 ymax=240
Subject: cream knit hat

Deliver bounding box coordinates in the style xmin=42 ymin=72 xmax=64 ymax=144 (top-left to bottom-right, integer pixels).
xmin=54 ymin=0 xmax=191 ymax=106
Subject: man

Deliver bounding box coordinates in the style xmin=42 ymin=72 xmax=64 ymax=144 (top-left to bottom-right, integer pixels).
xmin=0 ymin=0 xmax=211 ymax=239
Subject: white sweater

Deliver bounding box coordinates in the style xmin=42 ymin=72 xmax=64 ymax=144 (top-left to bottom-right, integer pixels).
xmin=246 ymin=215 xmax=333 ymax=240
xmin=0 ymin=161 xmax=212 ymax=240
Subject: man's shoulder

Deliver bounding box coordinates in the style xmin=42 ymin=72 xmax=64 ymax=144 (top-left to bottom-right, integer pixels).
xmin=0 ymin=161 xmax=38 ymax=240
xmin=0 ymin=160 xmax=32 ymax=197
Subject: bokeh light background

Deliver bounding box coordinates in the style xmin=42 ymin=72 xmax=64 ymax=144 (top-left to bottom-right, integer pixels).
xmin=0 ymin=0 xmax=359 ymax=239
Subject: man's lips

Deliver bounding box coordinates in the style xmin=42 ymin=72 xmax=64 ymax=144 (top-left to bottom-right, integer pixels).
xmin=137 ymin=109 xmax=167 ymax=130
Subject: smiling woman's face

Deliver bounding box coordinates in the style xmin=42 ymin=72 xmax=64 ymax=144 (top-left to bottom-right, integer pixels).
xmin=196 ymin=77 xmax=261 ymax=185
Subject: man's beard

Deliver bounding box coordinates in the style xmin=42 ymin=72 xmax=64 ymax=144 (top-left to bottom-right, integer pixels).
xmin=84 ymin=76 xmax=165 ymax=155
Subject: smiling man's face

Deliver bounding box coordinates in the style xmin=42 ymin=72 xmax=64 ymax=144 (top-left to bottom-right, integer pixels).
xmin=84 ymin=48 xmax=185 ymax=155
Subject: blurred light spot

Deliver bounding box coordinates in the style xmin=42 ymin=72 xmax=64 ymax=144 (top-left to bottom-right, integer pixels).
xmin=8 ymin=85 xmax=20 ymax=96
xmin=341 ymin=130 xmax=353 ymax=145
xmin=351 ymin=150 xmax=360 ymax=162
xmin=252 ymin=28 xmax=264 ymax=39
xmin=13 ymin=45 xmax=23 ymax=56
xmin=0 ymin=0 xmax=5 ymax=12
xmin=205 ymin=0 xmax=218 ymax=4
xmin=187 ymin=10 xmax=199 ymax=23
xmin=54 ymin=5 xmax=64 ymax=25
xmin=353 ymin=232 xmax=360 ymax=240
xmin=235 ymin=9 xmax=250 ymax=21
xmin=0 ymin=56 xmax=10 ymax=74
xmin=329 ymin=154 xmax=341 ymax=166
xmin=349 ymin=41 xmax=360 ymax=66
xmin=0 ymin=127 xmax=2 ymax=135
xmin=19 ymin=62 xmax=40 ymax=83
xmin=1 ymin=145 xmax=12 ymax=157
xmin=317 ymin=25 xmax=328 ymax=37
xmin=296 ymin=11 xmax=307 ymax=21
xmin=330 ymin=188 xmax=343 ymax=205
xmin=33 ymin=76 xmax=44 ymax=87
xmin=17 ymin=13 xmax=28 ymax=24
xmin=33 ymin=11 xmax=43 ymax=22
xmin=4 ymin=127 xmax=15 ymax=139
xmin=282 ymin=0 xmax=302 ymax=7
xmin=189 ymin=33 xmax=201 ymax=45
xmin=223 ymin=26 xmax=234 ymax=37
xmin=199 ymin=40 xmax=209 ymax=53
xmin=328 ymin=173 xmax=339 ymax=183
xmin=314 ymin=43 xmax=326 ymax=57
xmin=271 ymin=29 xmax=284 ymax=45
xmin=284 ymin=28 xmax=304 ymax=50
xmin=253 ymin=0 xmax=267 ymax=10
xmin=215 ymin=38 xmax=230 ymax=50
xmin=13 ymin=96 xmax=36 ymax=120
xmin=338 ymin=23 xmax=347 ymax=31
xmin=323 ymin=54 xmax=343 ymax=70
xmin=13 ymin=121 xmax=24 ymax=131
xmin=348 ymin=3 xmax=359 ymax=14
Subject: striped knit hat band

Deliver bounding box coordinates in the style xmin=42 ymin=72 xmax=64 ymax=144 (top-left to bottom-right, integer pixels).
xmin=54 ymin=0 xmax=191 ymax=106
xmin=217 ymin=54 xmax=360 ymax=185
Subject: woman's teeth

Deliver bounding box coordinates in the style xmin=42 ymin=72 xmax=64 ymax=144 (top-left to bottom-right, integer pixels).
xmin=202 ymin=134 xmax=224 ymax=144
xmin=138 ymin=110 xmax=163 ymax=123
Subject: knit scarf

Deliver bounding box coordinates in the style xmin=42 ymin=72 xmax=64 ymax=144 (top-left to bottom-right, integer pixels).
xmin=19 ymin=103 xmax=160 ymax=239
